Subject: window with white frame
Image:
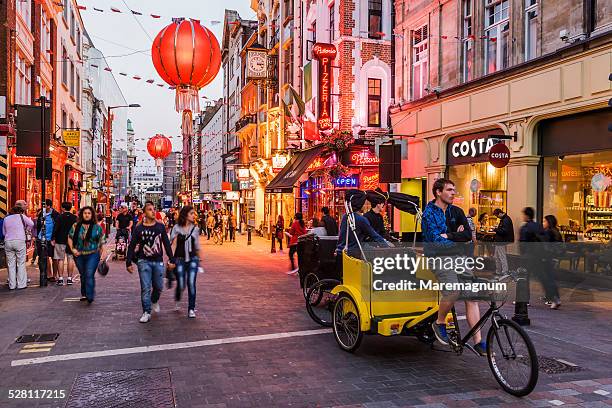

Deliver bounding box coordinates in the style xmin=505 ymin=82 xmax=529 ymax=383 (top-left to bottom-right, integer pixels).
xmin=329 ymin=3 xmax=335 ymax=42
xmin=63 ymin=0 xmax=69 ymax=24
xmin=76 ymin=26 xmax=81 ymax=57
xmin=17 ymin=0 xmax=32 ymax=30
xmin=70 ymin=10 xmax=76 ymax=40
xmin=368 ymin=0 xmax=383 ymax=38
xmin=484 ymin=0 xmax=509 ymax=74
xmin=76 ymin=73 xmax=81 ymax=108
xmin=367 ymin=78 xmax=382 ymax=127
xmin=70 ymin=61 xmax=75 ymax=98
xmin=15 ymin=54 xmax=32 ymax=105
xmin=62 ymin=47 xmax=68 ymax=86
xmin=524 ymin=0 xmax=538 ymax=61
xmin=41 ymin=10 xmax=51 ymax=61
xmin=412 ymin=25 xmax=428 ymax=100
xmin=461 ymin=0 xmax=473 ymax=82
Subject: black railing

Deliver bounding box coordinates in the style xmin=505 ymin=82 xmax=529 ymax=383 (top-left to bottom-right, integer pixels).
xmin=236 ymin=114 xmax=256 ymax=132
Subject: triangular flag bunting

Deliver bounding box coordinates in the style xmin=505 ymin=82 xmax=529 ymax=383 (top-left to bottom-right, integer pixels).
xmin=110 ymin=7 xmax=121 ymax=13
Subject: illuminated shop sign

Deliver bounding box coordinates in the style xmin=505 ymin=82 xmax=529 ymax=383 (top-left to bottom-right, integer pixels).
xmin=312 ymin=43 xmax=337 ymax=131
xmin=334 ymin=175 xmax=359 ymax=188
xmin=446 ymin=131 xmax=506 ymax=165
xmin=362 ymin=173 xmax=380 ymax=190
xmin=349 ymin=150 xmax=380 ymax=166
xmin=237 ymin=168 xmax=250 ymax=179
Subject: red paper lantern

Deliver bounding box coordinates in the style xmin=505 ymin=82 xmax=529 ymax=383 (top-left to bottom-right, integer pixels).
xmin=152 ymin=18 xmax=221 ymax=136
xmin=147 ymin=134 xmax=172 ymax=168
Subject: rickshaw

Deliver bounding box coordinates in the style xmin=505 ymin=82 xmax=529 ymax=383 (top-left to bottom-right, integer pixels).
xmin=304 ymin=190 xmax=539 ymax=397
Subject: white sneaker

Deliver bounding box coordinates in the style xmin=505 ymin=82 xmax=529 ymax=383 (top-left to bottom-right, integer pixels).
xmin=139 ymin=312 xmax=151 ymax=323
xmin=286 ymin=268 xmax=299 ymax=275
xmin=188 ymin=309 xmax=196 ymax=318
xmin=152 ymin=303 xmax=160 ymax=313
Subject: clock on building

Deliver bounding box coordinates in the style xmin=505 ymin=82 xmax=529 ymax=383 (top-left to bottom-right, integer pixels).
xmin=246 ymin=46 xmax=268 ymax=80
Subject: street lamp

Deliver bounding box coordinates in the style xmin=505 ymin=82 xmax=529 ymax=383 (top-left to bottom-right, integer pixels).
xmin=105 ymin=104 xmax=141 ymax=235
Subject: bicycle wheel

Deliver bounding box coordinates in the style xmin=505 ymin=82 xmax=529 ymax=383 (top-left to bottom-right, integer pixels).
xmin=306 ymin=279 xmax=340 ymax=327
xmin=486 ymin=318 xmax=538 ymax=397
xmin=332 ymin=294 xmax=363 ymax=352
xmin=302 ymin=273 xmax=319 ymax=299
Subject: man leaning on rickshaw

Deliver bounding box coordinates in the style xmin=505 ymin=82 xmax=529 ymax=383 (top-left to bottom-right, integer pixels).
xmin=422 ymin=178 xmax=487 ymax=356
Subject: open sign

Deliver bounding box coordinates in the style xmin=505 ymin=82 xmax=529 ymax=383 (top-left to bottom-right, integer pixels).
xmin=334 ymin=175 xmax=359 ymax=188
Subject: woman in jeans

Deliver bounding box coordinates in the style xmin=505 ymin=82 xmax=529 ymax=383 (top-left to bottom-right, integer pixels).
xmin=286 ymin=212 xmax=307 ymax=275
xmin=3 ymin=206 xmax=34 ymax=289
xmin=68 ymin=206 xmax=105 ymax=303
xmin=170 ymin=205 xmax=200 ymax=318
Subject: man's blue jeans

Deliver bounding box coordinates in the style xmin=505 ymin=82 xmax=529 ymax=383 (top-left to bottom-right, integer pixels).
xmin=175 ymin=257 xmax=199 ymax=311
xmin=74 ymin=252 xmax=100 ymax=302
xmin=137 ymin=260 xmax=165 ymax=313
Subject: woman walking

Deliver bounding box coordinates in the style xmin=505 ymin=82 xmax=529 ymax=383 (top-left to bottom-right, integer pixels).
xmin=3 ymin=206 xmax=34 ymax=290
xmin=170 ymin=206 xmax=200 ymax=318
xmin=286 ymin=212 xmax=307 ymax=275
xmin=68 ymin=206 xmax=105 ymax=303
xmin=542 ymin=215 xmax=562 ymax=309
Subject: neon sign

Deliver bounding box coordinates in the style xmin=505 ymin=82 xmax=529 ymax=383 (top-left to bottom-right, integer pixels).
xmin=334 ymin=175 xmax=359 ymax=188
xmin=348 ymin=149 xmax=380 ymax=166
xmin=362 ymin=173 xmax=379 ymax=190
xmin=312 ymin=43 xmax=337 ymax=131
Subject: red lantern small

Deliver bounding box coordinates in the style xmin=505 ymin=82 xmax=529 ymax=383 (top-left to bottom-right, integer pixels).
xmin=152 ymin=18 xmax=221 ymax=136
xmin=147 ymin=134 xmax=172 ymax=169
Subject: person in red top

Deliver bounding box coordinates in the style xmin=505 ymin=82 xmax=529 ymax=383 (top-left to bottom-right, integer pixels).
xmin=286 ymin=212 xmax=307 ymax=275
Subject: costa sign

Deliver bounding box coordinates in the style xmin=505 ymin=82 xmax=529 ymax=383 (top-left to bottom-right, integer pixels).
xmin=312 ymin=43 xmax=337 ymax=131
xmin=446 ymin=130 xmax=506 ymax=165
xmin=488 ymin=143 xmax=511 ymax=168
xmin=451 ymin=137 xmax=495 ymax=159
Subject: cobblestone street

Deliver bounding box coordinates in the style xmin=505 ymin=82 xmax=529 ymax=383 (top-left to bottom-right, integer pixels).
xmin=0 ymin=233 xmax=611 ymax=408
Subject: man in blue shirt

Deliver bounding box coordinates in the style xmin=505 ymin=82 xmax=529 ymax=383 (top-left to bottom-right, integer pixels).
xmin=422 ymin=178 xmax=486 ymax=355
xmin=36 ymin=199 xmax=60 ymax=281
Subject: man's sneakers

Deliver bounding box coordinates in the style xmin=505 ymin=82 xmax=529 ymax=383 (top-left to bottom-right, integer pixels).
xmin=67 ymin=277 xmax=73 ymax=285
xmin=79 ymin=296 xmax=87 ymax=301
xmin=57 ymin=277 xmax=64 ymax=286
xmin=473 ymin=341 xmax=487 ymax=356
xmin=432 ymin=322 xmax=449 ymax=346
xmin=139 ymin=312 xmax=151 ymax=323
xmin=152 ymin=303 xmax=160 ymax=313
xmin=188 ymin=309 xmax=196 ymax=318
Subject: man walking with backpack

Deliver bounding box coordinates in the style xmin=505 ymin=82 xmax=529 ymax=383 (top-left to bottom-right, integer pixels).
xmin=52 ymin=202 xmax=78 ymax=286
xmin=126 ymin=201 xmax=175 ymax=323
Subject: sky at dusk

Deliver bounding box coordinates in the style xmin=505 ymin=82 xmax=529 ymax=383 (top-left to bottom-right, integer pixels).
xmin=79 ymin=0 xmax=255 ymax=172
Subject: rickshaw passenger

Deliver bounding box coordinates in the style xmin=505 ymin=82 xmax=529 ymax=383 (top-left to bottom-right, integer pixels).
xmin=336 ymin=190 xmax=391 ymax=259
xmin=364 ymin=191 xmax=393 ymax=241
xmin=422 ymin=178 xmax=486 ymax=356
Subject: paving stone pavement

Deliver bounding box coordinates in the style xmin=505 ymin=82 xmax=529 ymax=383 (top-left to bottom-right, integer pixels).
xmin=0 ymin=232 xmax=610 ymax=408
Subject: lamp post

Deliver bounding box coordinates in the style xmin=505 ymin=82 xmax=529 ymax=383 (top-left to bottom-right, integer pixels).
xmin=105 ymin=104 xmax=140 ymax=234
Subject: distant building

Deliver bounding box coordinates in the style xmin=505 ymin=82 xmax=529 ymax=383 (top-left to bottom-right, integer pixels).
xmin=162 ymin=152 xmax=182 ymax=207
xmin=111 ymin=148 xmax=128 ymax=201
xmin=197 ymin=101 xmax=224 ymax=195
xmin=126 ymin=119 xmax=136 ymax=195
xmin=133 ymin=172 xmax=162 ymax=204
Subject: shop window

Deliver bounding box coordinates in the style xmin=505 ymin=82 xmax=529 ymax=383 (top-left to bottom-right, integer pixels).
xmin=542 ymin=152 xmax=611 ymax=242
xmin=448 ymin=162 xmax=508 ymax=231
xmin=367 ymin=78 xmax=381 ymax=127
xmin=461 ymin=0 xmax=473 ymax=82
xmin=412 ymin=25 xmax=428 ymax=100
xmin=484 ymin=0 xmax=509 ymax=74
xmin=368 ymin=0 xmax=383 ymax=39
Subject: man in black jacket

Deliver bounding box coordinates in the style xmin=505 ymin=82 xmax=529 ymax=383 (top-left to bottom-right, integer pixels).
xmin=321 ymin=207 xmax=338 ymax=236
xmin=51 ymin=202 xmax=78 ymax=286
xmin=364 ymin=194 xmax=391 ymax=241
xmin=492 ymin=208 xmax=514 ymax=276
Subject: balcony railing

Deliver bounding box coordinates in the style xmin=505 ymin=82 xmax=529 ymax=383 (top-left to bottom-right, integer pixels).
xmin=235 ymin=114 xmax=256 ymax=132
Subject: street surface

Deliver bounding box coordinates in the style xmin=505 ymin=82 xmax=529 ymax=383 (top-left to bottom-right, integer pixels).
xmin=0 ymin=232 xmax=611 ymax=408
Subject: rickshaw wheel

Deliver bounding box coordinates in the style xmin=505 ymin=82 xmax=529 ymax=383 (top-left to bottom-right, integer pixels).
xmin=302 ymin=273 xmax=319 ymax=299
xmin=306 ymin=279 xmax=340 ymax=327
xmin=332 ymin=294 xmax=363 ymax=352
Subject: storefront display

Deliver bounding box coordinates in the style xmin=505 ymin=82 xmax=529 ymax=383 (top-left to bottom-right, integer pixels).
xmin=447 ymin=131 xmax=508 ymax=230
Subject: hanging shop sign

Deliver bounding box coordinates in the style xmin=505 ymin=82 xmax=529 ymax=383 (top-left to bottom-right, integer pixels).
xmin=239 ymin=179 xmax=254 ymax=190
xmin=362 ymin=173 xmax=380 ymax=190
xmin=344 ymin=147 xmax=380 ymax=167
xmin=225 ymin=191 xmax=240 ymax=200
xmin=237 ymin=167 xmax=250 ymax=179
xmin=272 ymin=153 xmax=289 ymax=171
xmin=312 ymin=43 xmax=337 ymax=131
xmin=334 ymin=175 xmax=359 ymax=188
xmin=63 ymin=130 xmax=80 ymax=147
xmin=203 ymin=193 xmax=213 ymax=201
xmin=13 ymin=156 xmax=36 ymax=168
xmin=488 ymin=143 xmax=511 ymax=168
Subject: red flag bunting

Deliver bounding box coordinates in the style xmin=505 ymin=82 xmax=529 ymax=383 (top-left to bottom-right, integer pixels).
xmin=110 ymin=7 xmax=121 ymax=13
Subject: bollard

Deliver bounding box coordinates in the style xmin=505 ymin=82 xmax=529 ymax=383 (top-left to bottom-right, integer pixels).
xmin=38 ymin=241 xmax=48 ymax=287
xmin=512 ymin=266 xmax=530 ymax=326
xmin=247 ymin=227 xmax=252 ymax=245
xmin=271 ymin=230 xmax=276 ymax=253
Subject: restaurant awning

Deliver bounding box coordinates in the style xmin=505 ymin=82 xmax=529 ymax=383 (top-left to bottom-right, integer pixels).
xmin=265 ymin=144 xmax=326 ymax=193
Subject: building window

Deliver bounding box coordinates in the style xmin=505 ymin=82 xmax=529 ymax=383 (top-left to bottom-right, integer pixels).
xmin=41 ymin=10 xmax=51 ymax=62
xmin=62 ymin=47 xmax=68 ymax=86
xmin=461 ymin=0 xmax=473 ymax=82
xmin=63 ymin=0 xmax=69 ymax=23
xmin=368 ymin=0 xmax=383 ymax=38
xmin=17 ymin=0 xmax=32 ymax=30
xmin=76 ymin=73 xmax=81 ymax=108
xmin=367 ymin=78 xmax=381 ymax=127
xmin=484 ymin=0 xmax=510 ymax=74
xmin=61 ymin=110 xmax=67 ymax=130
xmin=76 ymin=27 xmax=81 ymax=57
xmin=15 ymin=55 xmax=32 ymax=105
xmin=70 ymin=61 xmax=75 ymax=98
xmin=525 ymin=0 xmax=538 ymax=61
xmin=412 ymin=25 xmax=428 ymax=100
xmin=283 ymin=45 xmax=293 ymax=85
xmin=329 ymin=3 xmax=335 ymax=41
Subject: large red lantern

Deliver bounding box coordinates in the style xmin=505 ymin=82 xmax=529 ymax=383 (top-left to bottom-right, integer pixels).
xmin=151 ymin=18 xmax=221 ymax=136
xmin=147 ymin=134 xmax=172 ymax=169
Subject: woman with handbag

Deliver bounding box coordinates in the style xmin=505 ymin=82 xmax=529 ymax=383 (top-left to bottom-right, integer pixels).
xmin=68 ymin=206 xmax=106 ymax=303
xmin=170 ymin=205 xmax=201 ymax=318
xmin=2 ymin=206 xmax=34 ymax=290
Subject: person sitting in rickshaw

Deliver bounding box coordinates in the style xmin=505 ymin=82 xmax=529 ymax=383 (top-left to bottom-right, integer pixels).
xmin=422 ymin=178 xmax=486 ymax=356
xmin=336 ymin=190 xmax=391 ymax=258
xmin=364 ymin=189 xmax=395 ymax=242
